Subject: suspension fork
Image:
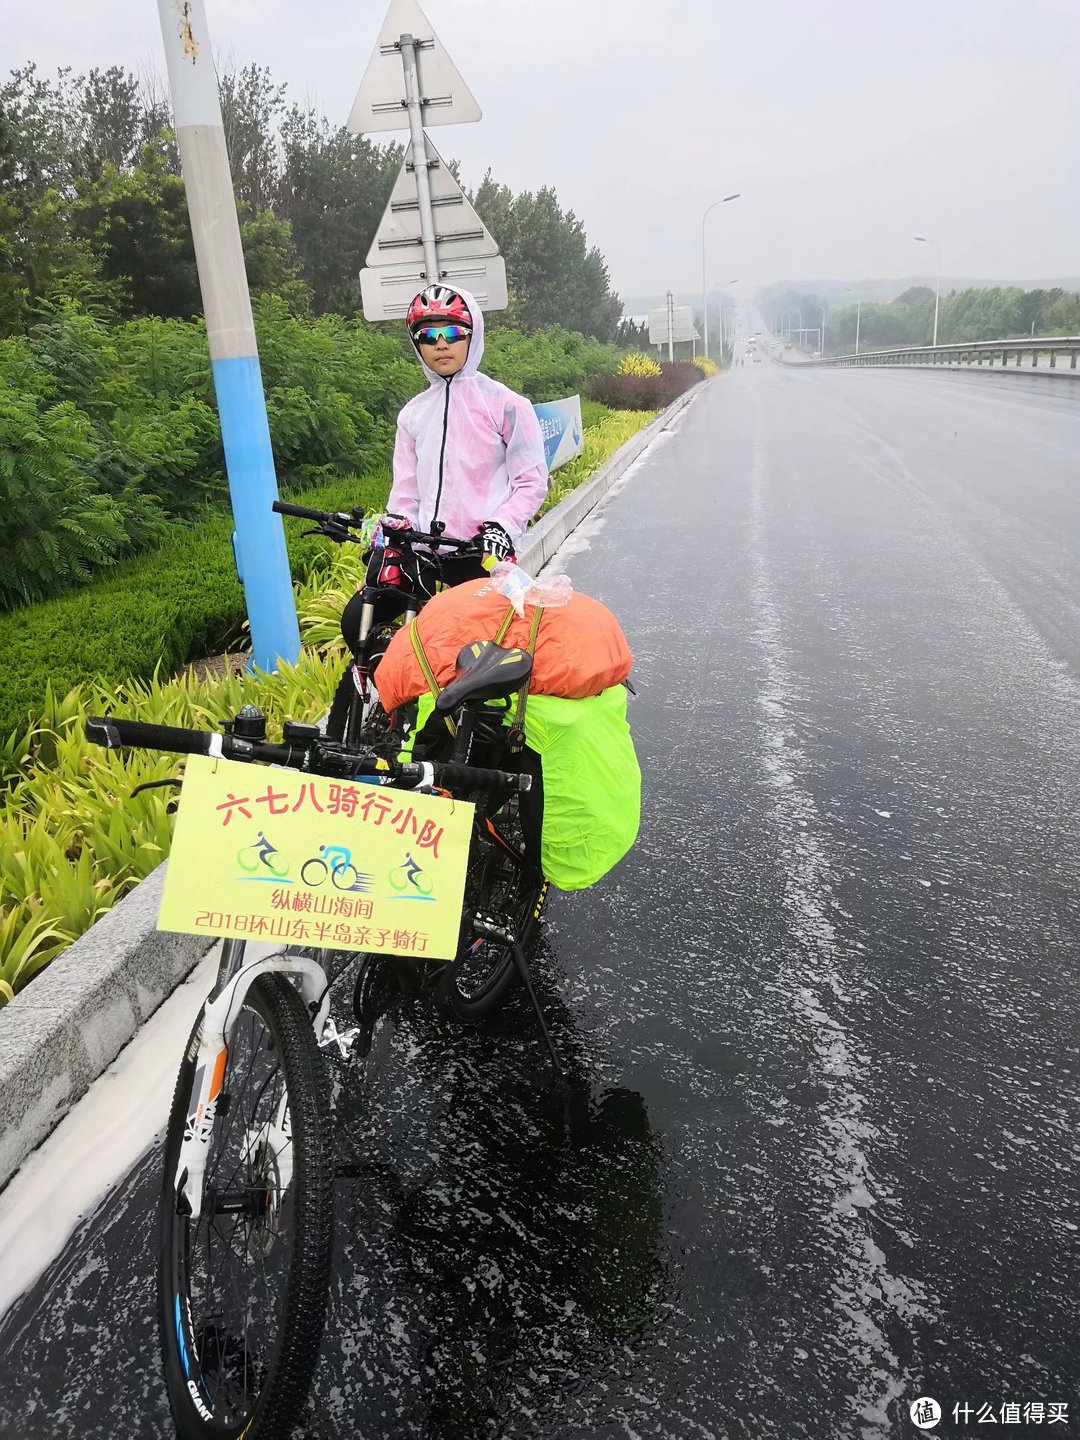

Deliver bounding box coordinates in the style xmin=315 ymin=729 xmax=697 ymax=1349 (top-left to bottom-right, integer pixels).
xmin=176 ymin=944 xmax=331 ymax=1219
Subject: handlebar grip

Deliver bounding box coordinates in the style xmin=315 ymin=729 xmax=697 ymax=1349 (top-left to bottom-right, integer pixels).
xmin=272 ymin=500 xmax=334 ymax=523
xmin=427 ymin=762 xmax=531 ymax=794
xmin=86 ymin=716 xmax=221 ymax=756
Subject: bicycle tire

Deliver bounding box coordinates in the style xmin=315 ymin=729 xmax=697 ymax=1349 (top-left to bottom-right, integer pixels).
xmin=158 ymin=974 xmax=334 ymax=1440
xmin=436 ymin=800 xmax=541 ymax=1021
xmin=300 ymin=857 xmax=328 ymax=887
xmin=330 ymin=861 xmax=362 ymax=892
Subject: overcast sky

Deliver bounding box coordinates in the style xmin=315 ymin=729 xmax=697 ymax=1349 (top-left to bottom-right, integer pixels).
xmin=10 ymin=0 xmax=1080 ymax=301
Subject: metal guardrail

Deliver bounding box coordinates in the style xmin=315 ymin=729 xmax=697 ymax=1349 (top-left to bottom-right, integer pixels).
xmin=807 ymin=336 xmax=1080 ymax=373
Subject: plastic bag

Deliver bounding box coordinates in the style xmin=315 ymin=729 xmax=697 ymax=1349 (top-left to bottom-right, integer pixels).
xmin=478 ymin=561 xmax=573 ymax=618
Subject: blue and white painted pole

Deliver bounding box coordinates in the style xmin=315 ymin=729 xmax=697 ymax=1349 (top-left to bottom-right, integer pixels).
xmin=158 ymin=0 xmax=300 ymax=670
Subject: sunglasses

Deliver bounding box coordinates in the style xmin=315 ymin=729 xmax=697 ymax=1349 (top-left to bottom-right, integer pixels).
xmin=413 ymin=324 xmax=471 ymax=346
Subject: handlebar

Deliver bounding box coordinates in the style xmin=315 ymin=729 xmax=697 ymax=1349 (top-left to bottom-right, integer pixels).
xmin=85 ymin=717 xmax=530 ymax=795
xmin=273 ymin=499 xmax=478 ymax=553
xmin=273 ymin=500 xmax=361 ymax=526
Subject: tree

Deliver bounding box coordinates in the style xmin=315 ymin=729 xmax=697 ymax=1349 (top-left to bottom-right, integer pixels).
xmin=277 ymin=108 xmax=402 ymax=313
xmin=471 ymin=173 xmax=622 ymax=340
xmin=219 ymin=64 xmax=287 ymax=215
xmin=894 ymin=286 xmax=934 ymax=306
xmin=71 ymin=146 xmax=200 ymax=319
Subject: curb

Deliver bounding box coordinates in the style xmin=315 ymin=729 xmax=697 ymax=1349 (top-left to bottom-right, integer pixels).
xmin=0 ymin=867 xmax=208 ymax=1188
xmin=0 ymin=379 xmax=709 ymax=1192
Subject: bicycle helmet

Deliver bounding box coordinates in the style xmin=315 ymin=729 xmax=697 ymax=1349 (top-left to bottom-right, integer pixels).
xmin=407 ymin=285 xmax=473 ymax=334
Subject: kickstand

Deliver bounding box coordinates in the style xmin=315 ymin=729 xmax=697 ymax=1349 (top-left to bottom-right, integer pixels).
xmin=510 ymin=941 xmax=563 ymax=1082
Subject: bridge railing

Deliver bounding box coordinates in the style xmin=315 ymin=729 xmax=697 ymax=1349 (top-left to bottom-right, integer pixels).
xmin=803 ymin=337 xmax=1080 ymax=373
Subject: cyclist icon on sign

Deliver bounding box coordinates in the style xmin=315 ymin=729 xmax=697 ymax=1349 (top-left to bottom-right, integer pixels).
xmin=300 ymin=845 xmax=373 ymax=893
xmin=237 ymin=832 xmax=289 ymax=878
xmin=389 ymin=851 xmax=434 ymax=896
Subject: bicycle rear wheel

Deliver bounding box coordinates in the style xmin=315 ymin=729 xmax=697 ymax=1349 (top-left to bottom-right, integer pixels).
xmin=436 ymin=798 xmax=545 ymax=1022
xmin=158 ymin=975 xmax=333 ymax=1440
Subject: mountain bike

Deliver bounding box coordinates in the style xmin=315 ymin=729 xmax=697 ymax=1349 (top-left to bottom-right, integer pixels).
xmin=272 ymin=500 xmax=481 ymax=752
xmin=84 ymin=638 xmax=556 ymax=1440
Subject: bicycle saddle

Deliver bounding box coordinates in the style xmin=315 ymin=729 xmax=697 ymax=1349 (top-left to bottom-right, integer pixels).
xmin=435 ymin=641 xmax=533 ymax=714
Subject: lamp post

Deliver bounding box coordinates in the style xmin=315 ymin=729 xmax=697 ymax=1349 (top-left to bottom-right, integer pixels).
xmin=844 ymin=287 xmax=862 ymax=354
xmin=914 ymin=235 xmax=941 ymax=346
xmin=818 ymin=303 xmax=827 ymax=356
xmin=701 ymin=193 xmax=741 ymax=360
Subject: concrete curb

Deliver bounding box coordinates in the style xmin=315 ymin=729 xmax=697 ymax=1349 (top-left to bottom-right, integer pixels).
xmin=0 ymin=867 xmax=208 ymax=1188
xmin=0 ymin=379 xmax=709 ymax=1192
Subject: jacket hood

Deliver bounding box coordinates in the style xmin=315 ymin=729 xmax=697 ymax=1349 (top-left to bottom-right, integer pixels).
xmin=409 ymin=285 xmax=485 ymax=385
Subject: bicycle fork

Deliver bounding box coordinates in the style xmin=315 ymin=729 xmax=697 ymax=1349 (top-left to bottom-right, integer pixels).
xmin=174 ymin=944 xmax=331 ymax=1220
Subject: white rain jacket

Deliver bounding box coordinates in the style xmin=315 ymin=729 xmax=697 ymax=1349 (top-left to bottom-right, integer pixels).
xmin=387 ymin=288 xmax=549 ymax=545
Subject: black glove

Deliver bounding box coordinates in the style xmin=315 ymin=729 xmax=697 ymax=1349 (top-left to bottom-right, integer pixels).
xmin=478 ymin=520 xmax=514 ymax=563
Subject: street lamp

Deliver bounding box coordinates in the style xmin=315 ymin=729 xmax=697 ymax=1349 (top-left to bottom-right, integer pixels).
xmin=701 ymin=193 xmax=741 ymax=360
xmin=844 ymin=287 xmax=862 ymax=355
xmin=914 ymin=235 xmax=941 ymax=346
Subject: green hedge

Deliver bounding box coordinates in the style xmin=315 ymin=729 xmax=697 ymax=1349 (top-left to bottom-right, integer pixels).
xmin=0 ymin=467 xmax=393 ymax=744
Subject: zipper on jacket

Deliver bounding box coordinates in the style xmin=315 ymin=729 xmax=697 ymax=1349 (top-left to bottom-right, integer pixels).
xmin=431 ymin=375 xmax=453 ymax=525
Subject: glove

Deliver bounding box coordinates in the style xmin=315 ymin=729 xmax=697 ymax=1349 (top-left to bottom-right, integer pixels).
xmin=478 ymin=520 xmax=514 ymax=563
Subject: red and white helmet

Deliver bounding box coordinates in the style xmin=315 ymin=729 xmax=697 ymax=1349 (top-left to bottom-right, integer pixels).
xmin=406 ymin=285 xmax=472 ymax=334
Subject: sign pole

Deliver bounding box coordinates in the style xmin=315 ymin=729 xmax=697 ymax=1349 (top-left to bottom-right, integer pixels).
xmin=398 ymin=32 xmax=441 ymax=285
xmin=667 ymin=290 xmax=675 ymax=362
xmin=157 ymin=0 xmax=299 ymax=671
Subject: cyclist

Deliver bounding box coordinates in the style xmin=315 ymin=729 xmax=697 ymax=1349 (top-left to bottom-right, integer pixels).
xmin=380 ymin=284 xmax=549 ymax=583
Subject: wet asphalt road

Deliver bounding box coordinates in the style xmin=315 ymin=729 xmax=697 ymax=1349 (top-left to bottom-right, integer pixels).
xmin=3 ymin=362 xmax=1080 ymax=1440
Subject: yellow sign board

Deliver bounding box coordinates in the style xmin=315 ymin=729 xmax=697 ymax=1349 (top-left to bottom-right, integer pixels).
xmin=159 ymin=756 xmax=474 ymax=960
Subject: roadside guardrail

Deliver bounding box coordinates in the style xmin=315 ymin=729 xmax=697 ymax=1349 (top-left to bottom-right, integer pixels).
xmin=796 ymin=336 xmax=1080 ymax=374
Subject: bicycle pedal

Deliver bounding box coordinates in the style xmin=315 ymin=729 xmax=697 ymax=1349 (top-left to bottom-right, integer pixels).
xmin=318 ymin=1018 xmax=361 ymax=1060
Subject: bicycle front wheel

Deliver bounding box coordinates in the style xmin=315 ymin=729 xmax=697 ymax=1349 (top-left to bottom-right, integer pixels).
xmin=158 ymin=975 xmax=333 ymax=1440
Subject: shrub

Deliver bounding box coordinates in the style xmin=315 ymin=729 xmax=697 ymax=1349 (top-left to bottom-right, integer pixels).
xmin=481 ymin=325 xmax=624 ymax=402
xmin=0 ymin=467 xmax=394 ymax=743
xmin=692 ymin=356 xmax=719 ymax=377
xmin=586 ymin=361 xmax=703 ymax=410
xmin=616 ymin=352 xmax=662 ymax=378
xmin=0 ymin=653 xmax=342 ymax=1001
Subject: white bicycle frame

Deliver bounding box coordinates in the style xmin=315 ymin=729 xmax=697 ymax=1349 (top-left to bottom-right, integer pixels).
xmin=174 ymin=942 xmax=331 ymax=1220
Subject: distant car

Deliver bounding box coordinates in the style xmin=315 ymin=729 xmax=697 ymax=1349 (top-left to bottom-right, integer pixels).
xmin=753 ymin=353 xmax=761 ymax=363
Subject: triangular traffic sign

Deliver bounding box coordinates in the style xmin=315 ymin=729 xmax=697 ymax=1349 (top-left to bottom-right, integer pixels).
xmin=359 ymin=256 xmax=508 ymax=322
xmin=366 ymin=134 xmax=499 ymax=268
xmin=347 ymin=0 xmax=482 ymax=135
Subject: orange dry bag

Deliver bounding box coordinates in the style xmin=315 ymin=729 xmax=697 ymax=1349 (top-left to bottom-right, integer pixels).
xmin=374 ymin=578 xmax=632 ymax=712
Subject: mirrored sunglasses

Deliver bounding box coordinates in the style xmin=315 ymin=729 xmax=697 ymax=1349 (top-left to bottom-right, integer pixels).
xmin=413 ymin=324 xmax=471 ymax=346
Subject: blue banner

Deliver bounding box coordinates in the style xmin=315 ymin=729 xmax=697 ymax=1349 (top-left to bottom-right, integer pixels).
xmin=533 ymin=395 xmax=584 ymax=472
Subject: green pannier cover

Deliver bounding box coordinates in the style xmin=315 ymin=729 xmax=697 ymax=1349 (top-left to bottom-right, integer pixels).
xmin=521 ymin=686 xmax=640 ymax=891
xmin=409 ymin=684 xmax=640 ymax=891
